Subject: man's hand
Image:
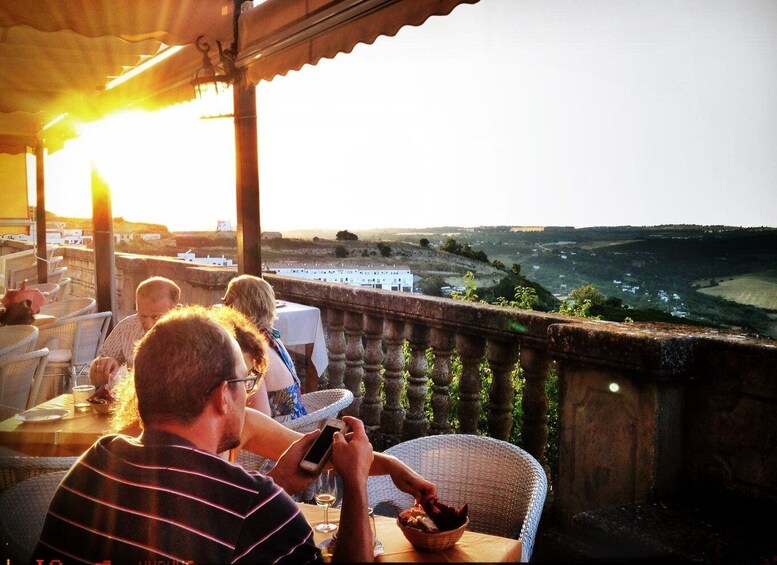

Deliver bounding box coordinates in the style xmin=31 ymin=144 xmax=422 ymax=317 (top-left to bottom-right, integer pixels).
xmin=266 ymin=429 xmax=320 ymax=495
xmin=329 ymin=416 xmax=375 ymax=563
xmin=89 ymin=356 xmax=119 ymax=387
xmin=331 ymin=416 xmax=373 ymax=486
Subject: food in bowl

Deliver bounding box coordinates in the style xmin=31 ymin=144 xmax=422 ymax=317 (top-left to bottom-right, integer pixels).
xmin=397 ymin=497 xmax=469 ymax=550
xmin=87 ymin=386 xmax=115 ymax=415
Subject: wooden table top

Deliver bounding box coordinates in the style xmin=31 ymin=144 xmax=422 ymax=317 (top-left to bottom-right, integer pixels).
xmin=0 ymin=393 xmax=111 ymax=456
xmin=299 ymin=503 xmax=521 ymax=563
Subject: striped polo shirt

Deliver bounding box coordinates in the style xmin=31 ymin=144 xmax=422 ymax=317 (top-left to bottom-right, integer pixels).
xmin=34 ymin=430 xmax=322 ymax=564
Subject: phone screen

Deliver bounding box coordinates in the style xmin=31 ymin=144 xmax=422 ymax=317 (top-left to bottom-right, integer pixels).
xmin=303 ymin=423 xmax=341 ymax=464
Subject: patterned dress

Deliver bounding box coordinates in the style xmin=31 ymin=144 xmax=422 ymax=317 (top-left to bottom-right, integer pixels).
xmin=264 ymin=328 xmax=307 ymax=421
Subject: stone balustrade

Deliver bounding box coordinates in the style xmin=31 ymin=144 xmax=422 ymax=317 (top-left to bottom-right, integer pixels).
xmin=12 ymin=241 xmax=774 ymax=524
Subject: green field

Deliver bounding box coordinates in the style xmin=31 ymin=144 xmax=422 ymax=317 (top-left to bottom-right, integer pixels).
xmin=697 ymin=270 xmax=777 ymax=310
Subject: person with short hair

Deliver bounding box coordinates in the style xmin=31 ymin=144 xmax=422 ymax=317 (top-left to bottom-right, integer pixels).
xmin=222 ymin=274 xmax=306 ymax=421
xmin=35 ymin=305 xmax=375 ymax=563
xmin=89 ymin=276 xmax=180 ymax=389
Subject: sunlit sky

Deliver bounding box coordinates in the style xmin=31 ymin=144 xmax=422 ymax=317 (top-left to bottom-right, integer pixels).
xmin=34 ymin=0 xmax=777 ymax=232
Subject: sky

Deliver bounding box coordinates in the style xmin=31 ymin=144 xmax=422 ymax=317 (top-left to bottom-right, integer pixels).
xmin=35 ymin=0 xmax=777 ymax=232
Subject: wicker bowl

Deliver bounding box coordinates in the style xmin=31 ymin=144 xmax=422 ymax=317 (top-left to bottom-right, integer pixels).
xmin=89 ymin=399 xmax=112 ymax=415
xmin=397 ymin=517 xmax=468 ymax=551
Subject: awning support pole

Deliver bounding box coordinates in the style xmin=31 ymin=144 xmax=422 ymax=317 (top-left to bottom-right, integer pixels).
xmin=91 ymin=163 xmax=116 ymax=328
xmin=34 ymin=142 xmax=48 ymax=283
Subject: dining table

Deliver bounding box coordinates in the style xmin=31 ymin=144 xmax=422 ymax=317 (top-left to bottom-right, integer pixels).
xmin=0 ymin=393 xmax=109 ymax=456
xmin=299 ymin=503 xmax=522 ymax=562
xmin=274 ymin=300 xmax=328 ymax=393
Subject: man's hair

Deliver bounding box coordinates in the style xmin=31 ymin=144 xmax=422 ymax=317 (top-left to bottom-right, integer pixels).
xmin=222 ymin=275 xmax=276 ymax=330
xmin=136 ymin=276 xmax=181 ymax=304
xmin=133 ymin=305 xmax=235 ymax=426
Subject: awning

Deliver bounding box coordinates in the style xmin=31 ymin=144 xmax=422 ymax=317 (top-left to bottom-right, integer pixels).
xmin=1 ymin=0 xmax=477 ymax=155
xmin=0 ymin=1 xmax=234 ymax=153
xmin=238 ymin=0 xmax=479 ymax=85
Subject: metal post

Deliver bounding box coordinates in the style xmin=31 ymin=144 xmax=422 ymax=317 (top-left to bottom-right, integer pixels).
xmin=91 ymin=164 xmax=116 ymax=326
xmin=34 ymin=143 xmax=48 ymax=283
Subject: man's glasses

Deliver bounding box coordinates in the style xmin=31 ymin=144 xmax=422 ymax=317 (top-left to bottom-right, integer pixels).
xmin=209 ymin=367 xmax=264 ymax=394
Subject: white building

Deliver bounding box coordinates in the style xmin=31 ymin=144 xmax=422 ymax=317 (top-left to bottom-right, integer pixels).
xmin=216 ymin=220 xmax=232 ymax=232
xmin=267 ymin=262 xmax=413 ymax=292
xmin=177 ymin=252 xmax=235 ymax=267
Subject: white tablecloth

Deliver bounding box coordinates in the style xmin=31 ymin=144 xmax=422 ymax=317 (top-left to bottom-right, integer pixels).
xmin=274 ymin=301 xmax=328 ymax=378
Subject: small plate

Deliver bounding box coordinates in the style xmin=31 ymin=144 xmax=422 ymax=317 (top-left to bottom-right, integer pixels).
xmin=15 ymin=408 xmax=69 ymax=423
xmin=276 ymin=300 xmax=287 ymax=308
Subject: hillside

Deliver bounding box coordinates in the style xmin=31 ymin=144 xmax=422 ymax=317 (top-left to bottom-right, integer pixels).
xmin=38 ymin=216 xmax=777 ymax=338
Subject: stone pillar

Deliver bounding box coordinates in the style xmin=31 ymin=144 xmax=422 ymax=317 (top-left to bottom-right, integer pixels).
xmin=361 ymin=314 xmax=384 ymax=436
xmin=456 ymin=333 xmax=486 ymax=434
xmin=486 ymin=337 xmax=520 ymax=441
xmin=343 ymin=310 xmax=365 ymax=417
xmin=550 ymin=321 xmax=691 ymax=522
xmin=403 ymin=323 xmax=430 ymax=440
xmin=520 ymin=342 xmax=551 ymax=473
xmin=381 ymin=318 xmax=406 ymax=448
xmin=325 ymin=309 xmax=346 ymax=389
xmin=429 ymin=327 xmax=455 ymax=435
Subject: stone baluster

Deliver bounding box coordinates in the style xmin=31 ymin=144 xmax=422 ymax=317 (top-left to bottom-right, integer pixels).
xmin=361 ymin=314 xmax=384 ymax=436
xmin=455 ymin=333 xmax=486 ymax=433
xmin=485 ymin=337 xmax=520 ymax=441
xmin=343 ymin=310 xmax=365 ymax=417
xmin=429 ymin=327 xmax=455 ymax=435
xmin=520 ymin=342 xmax=551 ymax=472
xmin=403 ymin=323 xmax=430 ymax=440
xmin=381 ymin=319 xmax=406 ymax=448
xmin=325 ymin=309 xmax=346 ymax=389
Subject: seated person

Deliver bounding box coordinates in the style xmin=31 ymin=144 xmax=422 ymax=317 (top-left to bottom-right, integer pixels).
xmin=222 ymin=274 xmax=306 ymax=421
xmin=89 ymin=276 xmax=180 ymax=390
xmin=35 ymin=305 xmax=375 ymax=563
xmin=109 ymin=305 xmax=436 ymax=504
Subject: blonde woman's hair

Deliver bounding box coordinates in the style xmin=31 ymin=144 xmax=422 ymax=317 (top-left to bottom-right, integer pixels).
xmin=222 ymin=274 xmax=277 ymax=330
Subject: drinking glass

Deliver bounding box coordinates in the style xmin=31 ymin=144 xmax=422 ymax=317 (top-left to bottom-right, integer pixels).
xmin=314 ymin=470 xmax=338 ymax=533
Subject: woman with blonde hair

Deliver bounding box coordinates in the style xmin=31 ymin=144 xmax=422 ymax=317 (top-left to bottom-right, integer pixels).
xmin=222 ymin=274 xmax=306 ymax=421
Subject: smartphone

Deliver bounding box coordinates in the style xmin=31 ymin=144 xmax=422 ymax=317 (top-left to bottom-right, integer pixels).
xmin=299 ymin=418 xmax=348 ymax=474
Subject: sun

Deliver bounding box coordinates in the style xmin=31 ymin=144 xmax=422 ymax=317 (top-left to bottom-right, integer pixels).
xmin=45 ymin=102 xmax=237 ymax=232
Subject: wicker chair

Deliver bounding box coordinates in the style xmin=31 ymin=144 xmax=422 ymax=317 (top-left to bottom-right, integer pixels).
xmin=0 ymin=455 xmax=77 ymax=492
xmin=39 ymin=297 xmax=96 ymax=320
xmin=366 ymin=434 xmax=547 ymax=562
xmin=0 ymin=469 xmax=68 ymax=563
xmin=0 ymin=348 xmax=50 ymax=420
xmin=35 ymin=311 xmax=111 ymax=401
xmin=24 ymin=282 xmax=61 ymax=304
xmin=0 ymin=325 xmax=39 ymax=358
xmin=282 ymin=388 xmax=354 ymax=432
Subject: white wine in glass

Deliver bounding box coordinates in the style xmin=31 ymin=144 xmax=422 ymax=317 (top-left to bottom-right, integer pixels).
xmin=315 ymin=470 xmax=338 ymax=533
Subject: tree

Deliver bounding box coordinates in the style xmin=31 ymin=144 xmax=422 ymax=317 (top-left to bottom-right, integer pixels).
xmin=377 ymin=242 xmax=391 ymax=257
xmin=569 ymin=284 xmax=606 ymax=307
xmin=419 ymin=238 xmax=430 ymax=248
xmin=335 ymin=245 xmax=349 ymax=258
xmin=451 ymin=272 xmax=481 ymax=303
xmin=492 ymin=259 xmax=506 ymax=270
xmin=336 ymin=230 xmax=358 ymax=241
xmin=558 ymin=283 xmax=605 ymax=318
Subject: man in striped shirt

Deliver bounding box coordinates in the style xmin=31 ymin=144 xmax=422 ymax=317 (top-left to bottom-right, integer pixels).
xmin=34 ymin=305 xmax=375 ymax=563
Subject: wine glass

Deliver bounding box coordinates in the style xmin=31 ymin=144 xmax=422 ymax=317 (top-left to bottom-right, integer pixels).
xmin=314 ymin=470 xmax=338 ymax=533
